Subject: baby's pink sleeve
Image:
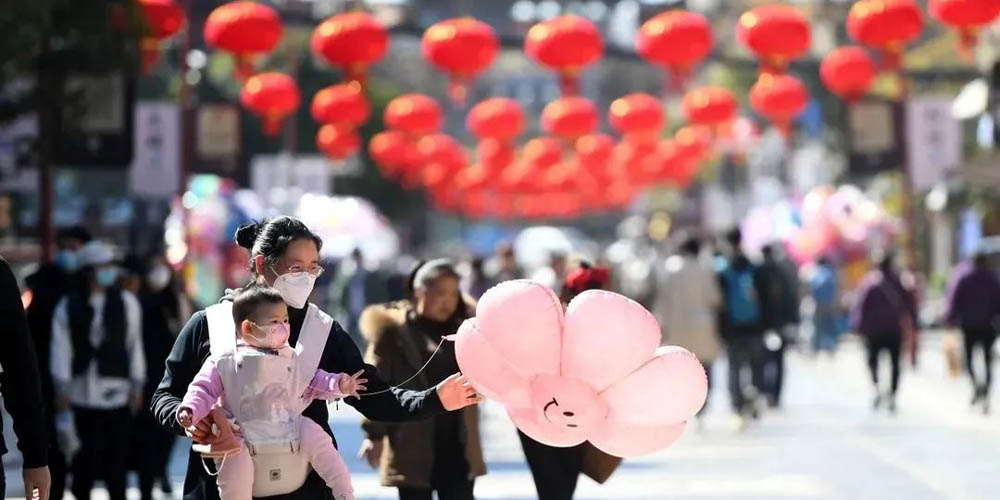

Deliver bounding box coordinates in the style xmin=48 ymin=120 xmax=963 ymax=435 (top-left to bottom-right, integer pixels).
xmin=178 ymin=358 xmax=224 ymax=425
xmin=302 ymin=370 xmax=348 ymax=401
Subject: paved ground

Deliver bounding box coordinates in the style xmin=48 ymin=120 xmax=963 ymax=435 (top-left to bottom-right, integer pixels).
xmin=5 ymin=335 xmax=999 ymax=500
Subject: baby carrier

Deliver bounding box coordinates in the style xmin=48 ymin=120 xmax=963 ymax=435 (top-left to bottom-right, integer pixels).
xmin=204 ymin=301 xmax=333 ymax=497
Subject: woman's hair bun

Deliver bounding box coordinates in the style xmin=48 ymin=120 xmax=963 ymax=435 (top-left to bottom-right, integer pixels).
xmin=235 ymin=221 xmax=263 ymax=249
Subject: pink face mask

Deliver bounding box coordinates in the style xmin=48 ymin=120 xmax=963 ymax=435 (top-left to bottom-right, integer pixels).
xmin=246 ymin=321 xmax=291 ymax=349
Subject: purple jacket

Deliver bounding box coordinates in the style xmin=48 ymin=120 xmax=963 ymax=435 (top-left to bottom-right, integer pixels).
xmin=947 ymin=265 xmax=1000 ymax=329
xmin=851 ymin=271 xmax=916 ymax=336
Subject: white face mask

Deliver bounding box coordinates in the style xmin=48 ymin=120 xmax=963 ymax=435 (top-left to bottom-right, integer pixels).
xmin=147 ymin=265 xmax=171 ymax=292
xmin=271 ymin=267 xmax=317 ymax=309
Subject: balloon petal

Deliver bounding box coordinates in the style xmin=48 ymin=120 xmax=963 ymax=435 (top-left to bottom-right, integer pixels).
xmin=589 ymin=420 xmax=687 ymax=458
xmin=600 ymin=346 xmax=707 ymax=426
xmin=508 ymin=407 xmax=588 ymax=448
xmin=476 ymin=280 xmax=564 ymax=375
xmin=562 ymin=290 xmax=661 ymax=391
xmin=453 ymin=319 xmax=532 ymax=408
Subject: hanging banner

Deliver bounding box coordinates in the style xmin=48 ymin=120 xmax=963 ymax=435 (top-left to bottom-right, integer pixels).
xmin=128 ymin=101 xmax=181 ymax=199
xmin=847 ymin=99 xmax=901 ymax=176
xmin=906 ymin=96 xmax=961 ymax=192
xmin=195 ymin=104 xmax=241 ymax=176
xmin=54 ymin=73 xmax=135 ymax=167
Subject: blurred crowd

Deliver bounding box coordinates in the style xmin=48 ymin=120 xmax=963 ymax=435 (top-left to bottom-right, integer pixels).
xmin=2 ymin=218 xmax=999 ymax=500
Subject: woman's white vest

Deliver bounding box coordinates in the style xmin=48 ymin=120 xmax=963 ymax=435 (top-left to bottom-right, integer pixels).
xmin=205 ymin=301 xmax=332 ymax=497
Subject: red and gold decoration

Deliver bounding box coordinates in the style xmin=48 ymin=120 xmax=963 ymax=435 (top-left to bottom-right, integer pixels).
xmin=820 ymin=46 xmax=877 ymax=102
xmin=737 ymin=4 xmax=811 ymax=75
xmin=636 ymin=10 xmax=713 ymax=92
xmin=541 ymin=96 xmax=600 ymax=140
xmin=311 ymin=11 xmax=389 ymax=86
xmin=608 ymin=93 xmax=665 ymax=139
xmin=929 ymin=0 xmax=1000 ymax=57
xmin=369 ymin=130 xmax=418 ymax=178
xmin=384 ymin=94 xmax=443 ymax=136
xmin=466 ymin=98 xmax=526 ymax=142
xmin=240 ymin=72 xmax=300 ymax=136
xmin=422 ymin=17 xmax=499 ymax=105
xmin=682 ymin=86 xmax=737 ymax=127
xmin=316 ymin=124 xmax=361 ymax=161
xmin=847 ymin=0 xmax=923 ymax=70
xmin=749 ymin=73 xmax=809 ymax=136
xmin=310 ymin=81 xmax=370 ymax=127
xmin=525 ymin=15 xmax=604 ymax=96
xmin=204 ymin=1 xmax=283 ymax=80
xmin=136 ymin=0 xmax=185 ymax=73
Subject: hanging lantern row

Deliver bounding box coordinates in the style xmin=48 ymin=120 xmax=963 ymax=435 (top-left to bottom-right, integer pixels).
xmin=358 ymin=91 xmax=750 ymax=220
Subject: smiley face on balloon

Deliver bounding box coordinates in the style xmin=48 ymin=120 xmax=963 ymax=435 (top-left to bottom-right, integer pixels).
xmin=452 ymin=280 xmax=707 ymax=457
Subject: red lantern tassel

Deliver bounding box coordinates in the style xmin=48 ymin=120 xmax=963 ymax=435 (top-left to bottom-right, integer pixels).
xmin=448 ymin=77 xmax=469 ymax=108
xmin=664 ymin=67 xmax=691 ymax=96
xmin=263 ymin=114 xmax=283 ymax=137
xmin=956 ymin=27 xmax=978 ymax=63
xmin=558 ymin=70 xmax=579 ymax=97
xmin=140 ymin=38 xmax=160 ymax=75
xmin=347 ymin=63 xmax=368 ymax=91
xmin=235 ymin=53 xmax=257 ymax=81
xmin=760 ymin=56 xmax=788 ymax=76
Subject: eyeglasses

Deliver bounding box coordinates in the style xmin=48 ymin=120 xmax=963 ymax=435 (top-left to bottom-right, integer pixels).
xmin=275 ymin=264 xmax=325 ymax=278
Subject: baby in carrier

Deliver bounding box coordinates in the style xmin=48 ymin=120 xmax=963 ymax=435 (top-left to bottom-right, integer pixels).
xmin=177 ymin=286 xmax=364 ymax=500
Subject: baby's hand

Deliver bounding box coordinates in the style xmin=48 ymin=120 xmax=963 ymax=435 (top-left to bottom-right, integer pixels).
xmin=337 ymin=370 xmax=368 ymax=399
xmin=177 ymin=408 xmax=194 ymax=429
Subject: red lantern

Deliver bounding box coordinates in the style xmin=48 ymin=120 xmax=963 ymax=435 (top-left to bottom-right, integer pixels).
xmin=477 ymin=139 xmax=516 ymax=171
xmin=369 ymin=130 xmax=417 ymax=177
xmin=417 ymin=134 xmax=468 ymax=171
xmin=636 ymin=10 xmax=713 ymax=91
xmin=310 ymin=81 xmax=370 ymax=126
xmin=311 ymin=12 xmax=389 ymax=85
xmin=541 ymin=97 xmax=599 ymax=140
xmin=316 ymin=124 xmax=360 ymax=161
xmin=137 ymin=0 xmax=185 ymax=73
xmin=574 ymin=133 xmax=615 ymax=172
xmin=205 ymin=2 xmax=283 ymax=80
xmin=750 ymin=73 xmax=809 ymax=136
xmin=240 ymin=73 xmax=300 ymax=137
xmin=384 ymin=94 xmax=443 ymax=136
xmin=737 ymin=4 xmax=811 ymax=74
xmin=683 ymin=86 xmax=737 ymax=126
xmin=609 ymin=93 xmax=665 ymax=136
xmin=422 ymin=18 xmax=499 ymax=105
xmin=674 ymin=125 xmax=712 ymax=160
xmin=455 ymin=164 xmax=496 ymax=192
xmin=525 ymin=15 xmax=604 ymax=96
xmin=522 ymin=137 xmax=563 ymax=170
xmin=820 ymin=47 xmax=876 ymax=102
xmin=467 ymin=98 xmax=525 ymax=142
xmin=611 ymin=140 xmax=658 ymax=185
xmin=847 ymin=0 xmax=923 ymax=70
xmin=930 ymin=0 xmax=1000 ymax=56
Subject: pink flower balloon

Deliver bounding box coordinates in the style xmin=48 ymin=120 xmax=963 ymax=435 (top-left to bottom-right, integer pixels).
xmin=452 ymin=280 xmax=707 ymax=457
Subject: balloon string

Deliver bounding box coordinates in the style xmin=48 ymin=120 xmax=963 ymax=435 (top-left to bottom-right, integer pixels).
xmin=352 ymin=337 xmax=449 ymax=398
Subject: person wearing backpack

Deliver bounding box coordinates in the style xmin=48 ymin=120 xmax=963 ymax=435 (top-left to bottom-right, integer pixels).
xmin=717 ymin=229 xmax=767 ymax=422
xmin=851 ymin=253 xmax=917 ymax=413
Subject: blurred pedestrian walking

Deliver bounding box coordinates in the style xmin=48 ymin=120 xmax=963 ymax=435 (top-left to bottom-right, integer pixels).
xmin=50 ymin=241 xmax=146 ymax=500
xmin=358 ymin=259 xmax=485 ymax=500
xmin=946 ymin=252 xmax=1000 ymax=414
xmin=24 ymin=226 xmax=91 ymax=500
xmin=717 ymin=229 xmax=766 ymax=422
xmin=757 ymin=245 xmax=801 ymax=408
xmin=656 ymin=237 xmax=722 ymax=416
xmin=122 ymin=254 xmax=190 ymax=499
xmin=810 ymin=257 xmax=841 ymax=356
xmin=851 ymin=253 xmax=916 ymax=413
